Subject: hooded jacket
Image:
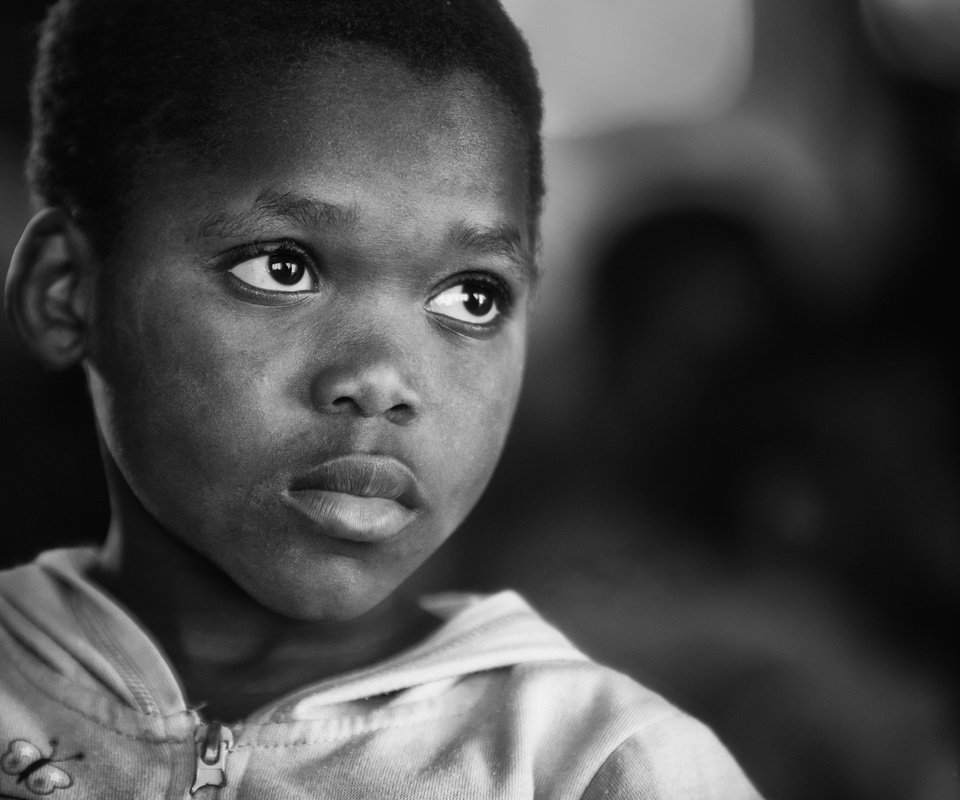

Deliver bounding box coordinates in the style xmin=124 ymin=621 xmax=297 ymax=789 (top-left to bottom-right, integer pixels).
xmin=0 ymin=549 xmax=760 ymax=799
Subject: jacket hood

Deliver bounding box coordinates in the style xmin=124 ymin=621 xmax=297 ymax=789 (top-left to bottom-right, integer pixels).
xmin=0 ymin=548 xmax=588 ymax=721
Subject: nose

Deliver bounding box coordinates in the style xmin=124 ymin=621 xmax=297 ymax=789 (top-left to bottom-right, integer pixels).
xmin=310 ymin=343 xmax=421 ymax=426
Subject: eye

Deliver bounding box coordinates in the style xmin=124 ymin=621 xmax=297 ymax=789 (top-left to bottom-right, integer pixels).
xmin=227 ymin=249 xmax=317 ymax=293
xmin=425 ymin=278 xmax=506 ymax=327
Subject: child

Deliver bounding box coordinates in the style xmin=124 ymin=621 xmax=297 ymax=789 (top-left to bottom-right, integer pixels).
xmin=0 ymin=0 xmax=761 ymax=796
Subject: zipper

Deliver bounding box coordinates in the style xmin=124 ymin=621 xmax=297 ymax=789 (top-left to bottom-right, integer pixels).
xmin=190 ymin=721 xmax=234 ymax=795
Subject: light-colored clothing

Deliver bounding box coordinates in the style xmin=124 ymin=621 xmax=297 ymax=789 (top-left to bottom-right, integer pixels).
xmin=0 ymin=548 xmax=760 ymax=799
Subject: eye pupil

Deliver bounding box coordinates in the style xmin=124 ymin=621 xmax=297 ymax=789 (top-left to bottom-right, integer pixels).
xmin=268 ymin=254 xmax=304 ymax=285
xmin=464 ymin=289 xmax=492 ymax=317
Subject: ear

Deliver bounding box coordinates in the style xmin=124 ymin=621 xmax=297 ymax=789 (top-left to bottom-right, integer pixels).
xmin=5 ymin=208 xmax=97 ymax=369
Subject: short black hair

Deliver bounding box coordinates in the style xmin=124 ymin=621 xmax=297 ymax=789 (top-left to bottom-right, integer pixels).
xmin=28 ymin=0 xmax=544 ymax=256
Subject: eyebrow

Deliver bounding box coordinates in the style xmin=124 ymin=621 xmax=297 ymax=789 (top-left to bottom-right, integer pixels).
xmin=198 ymin=189 xmax=539 ymax=284
xmin=197 ymin=189 xmax=359 ymax=239
xmin=446 ymin=221 xmax=540 ymax=286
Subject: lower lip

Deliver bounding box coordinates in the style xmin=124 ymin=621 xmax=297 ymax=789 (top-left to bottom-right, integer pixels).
xmin=284 ymin=489 xmax=416 ymax=543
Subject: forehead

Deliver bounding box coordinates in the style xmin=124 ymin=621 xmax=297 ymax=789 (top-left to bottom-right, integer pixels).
xmin=262 ymin=52 xmax=523 ymax=200
xmin=270 ymin=45 xmax=526 ymax=164
xmin=125 ymin=47 xmax=533 ymax=254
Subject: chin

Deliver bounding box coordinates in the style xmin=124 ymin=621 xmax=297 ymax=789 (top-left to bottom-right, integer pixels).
xmin=232 ymin=552 xmax=405 ymax=623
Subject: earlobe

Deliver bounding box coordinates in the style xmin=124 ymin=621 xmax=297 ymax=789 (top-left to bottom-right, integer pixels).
xmin=5 ymin=208 xmax=96 ymax=369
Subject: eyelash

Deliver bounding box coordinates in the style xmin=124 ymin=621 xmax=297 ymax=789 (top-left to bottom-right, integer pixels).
xmin=214 ymin=241 xmax=516 ymax=331
xmin=219 ymin=239 xmax=319 ymax=299
xmin=426 ymin=272 xmax=515 ymax=334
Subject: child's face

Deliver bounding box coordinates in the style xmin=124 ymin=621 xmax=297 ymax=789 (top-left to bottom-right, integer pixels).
xmin=85 ymin=50 xmax=533 ymax=620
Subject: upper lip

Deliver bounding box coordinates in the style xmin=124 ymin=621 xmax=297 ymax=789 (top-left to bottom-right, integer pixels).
xmin=289 ymin=454 xmax=422 ymax=508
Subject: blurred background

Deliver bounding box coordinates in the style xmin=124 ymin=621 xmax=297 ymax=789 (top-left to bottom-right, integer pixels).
xmin=1 ymin=1 xmax=957 ymax=798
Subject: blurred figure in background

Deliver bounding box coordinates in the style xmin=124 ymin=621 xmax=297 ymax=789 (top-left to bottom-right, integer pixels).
xmin=472 ymin=200 xmax=956 ymax=799
xmin=2 ymin=1 xmax=957 ymax=799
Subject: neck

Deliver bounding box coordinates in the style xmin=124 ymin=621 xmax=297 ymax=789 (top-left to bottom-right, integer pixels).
xmin=88 ymin=454 xmax=438 ymax=722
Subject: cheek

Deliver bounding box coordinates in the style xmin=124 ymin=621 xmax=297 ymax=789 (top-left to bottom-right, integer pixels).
xmin=427 ymin=331 xmax=526 ymax=516
xmin=92 ymin=281 xmax=291 ymax=492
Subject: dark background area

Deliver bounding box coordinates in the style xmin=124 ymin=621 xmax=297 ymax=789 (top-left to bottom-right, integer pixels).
xmin=1 ymin=2 xmax=957 ymax=799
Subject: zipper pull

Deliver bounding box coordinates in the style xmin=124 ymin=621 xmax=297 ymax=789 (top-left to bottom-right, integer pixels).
xmin=190 ymin=722 xmax=233 ymax=794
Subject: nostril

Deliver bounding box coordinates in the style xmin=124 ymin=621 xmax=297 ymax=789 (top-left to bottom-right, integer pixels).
xmin=384 ymin=403 xmax=416 ymax=426
xmin=329 ymin=396 xmax=362 ymax=415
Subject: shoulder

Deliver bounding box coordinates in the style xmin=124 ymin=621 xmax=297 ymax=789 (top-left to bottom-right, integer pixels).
xmin=497 ymin=657 xmax=762 ymax=799
xmin=579 ymin=710 xmax=763 ymax=800
xmin=426 ymin=591 xmax=761 ymax=797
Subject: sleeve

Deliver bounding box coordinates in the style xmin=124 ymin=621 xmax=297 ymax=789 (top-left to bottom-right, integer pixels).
xmin=580 ymin=715 xmax=763 ymax=800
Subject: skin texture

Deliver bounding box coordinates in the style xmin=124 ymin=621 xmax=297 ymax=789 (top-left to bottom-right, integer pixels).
xmin=67 ymin=49 xmax=534 ymax=719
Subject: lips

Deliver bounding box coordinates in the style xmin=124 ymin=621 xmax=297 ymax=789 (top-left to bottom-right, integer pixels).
xmin=284 ymin=454 xmax=421 ymax=543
